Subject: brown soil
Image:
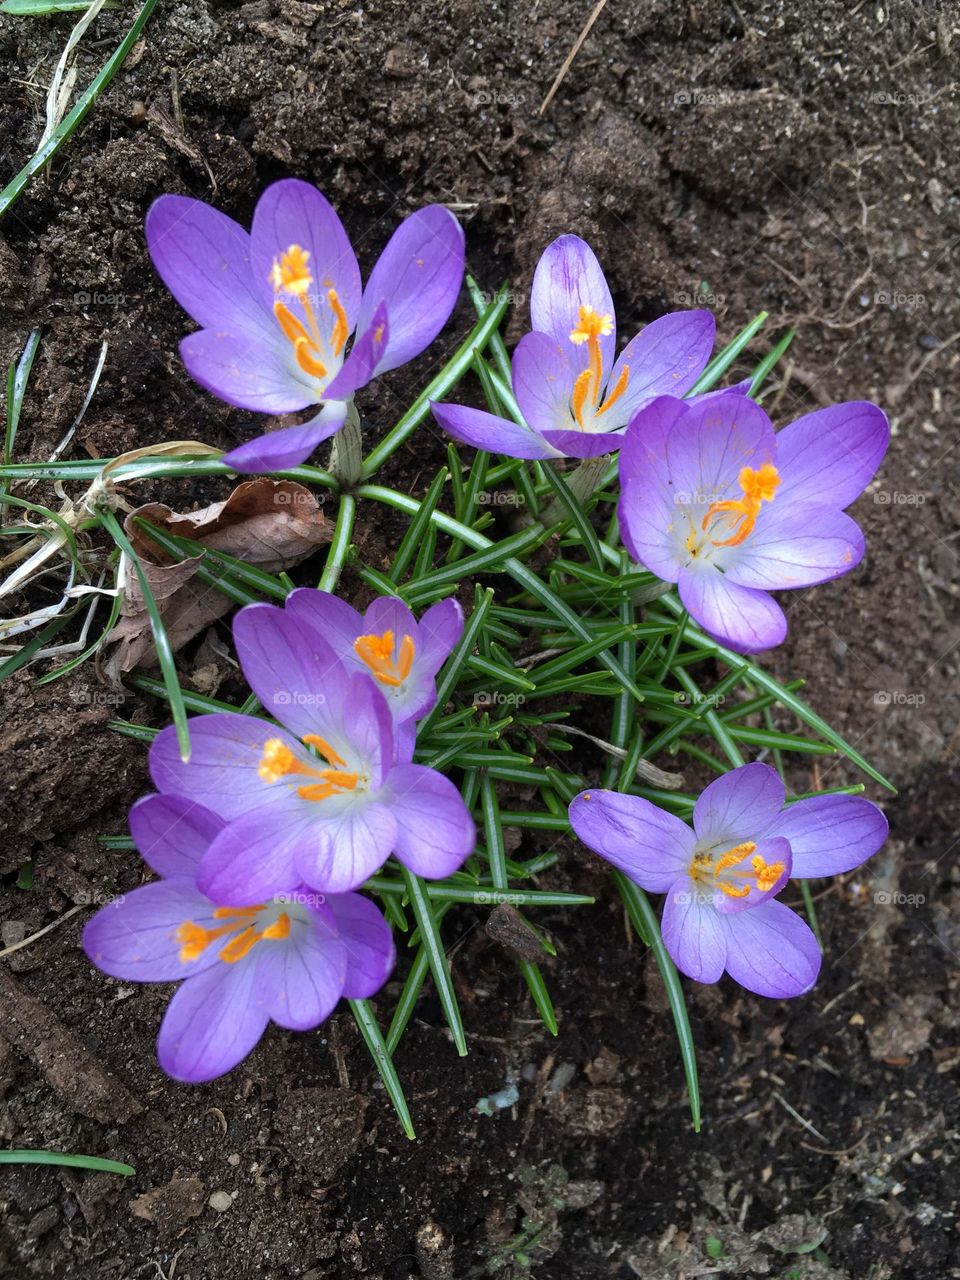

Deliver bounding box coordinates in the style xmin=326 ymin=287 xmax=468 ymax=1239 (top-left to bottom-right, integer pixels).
xmin=1 ymin=2 xmax=959 ymax=1277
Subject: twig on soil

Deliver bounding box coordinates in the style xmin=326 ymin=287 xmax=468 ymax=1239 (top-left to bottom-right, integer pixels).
xmin=0 ymin=904 xmax=82 ymax=959
xmin=538 ymin=0 xmax=608 ymax=115
xmin=772 ymin=1090 xmax=828 ymax=1143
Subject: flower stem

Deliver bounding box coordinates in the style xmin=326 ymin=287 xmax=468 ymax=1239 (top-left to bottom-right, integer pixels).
xmin=328 ymin=402 xmax=363 ymax=489
xmin=539 ymin=454 xmax=611 ymax=527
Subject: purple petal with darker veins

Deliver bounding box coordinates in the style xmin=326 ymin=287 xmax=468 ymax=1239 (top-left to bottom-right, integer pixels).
xmin=618 ymin=473 xmax=682 ymax=582
xmin=618 ymin=395 xmax=687 ymax=485
xmin=362 ymin=595 xmax=419 ymax=645
xmin=285 ymin=588 xmax=364 ymax=653
xmin=511 ymin=331 xmax=574 ymax=434
xmin=157 ymin=960 xmax=269 ymax=1082
xmin=83 ymin=881 xmax=220 ymax=983
xmin=540 ymin=427 xmax=625 ymax=458
xmin=693 ymin=762 xmax=785 ymax=847
xmin=774 ymin=401 xmax=890 ymax=510
xmin=324 ymin=303 xmax=389 ymax=400
xmin=327 ymin=893 xmax=396 ymax=999
xmin=661 ymin=876 xmax=727 ymax=983
xmin=223 ymin=402 xmax=348 ymax=473
xmin=253 ymin=905 xmax=347 ymax=1030
xmin=128 ymin=793 xmax=224 ymax=879
xmin=678 ymin=564 xmax=787 ymax=653
xmin=386 ymin=764 xmax=476 ymax=878
xmin=531 ymin=235 xmax=615 ymax=377
xmin=197 ymin=806 xmax=315 ymax=905
xmin=722 ymin=503 xmax=865 ymax=591
xmin=145 ymin=195 xmax=268 ymax=337
xmin=297 ymin=801 xmax=399 ymax=893
xmin=180 ymin=327 xmax=313 ymax=414
xmin=763 ymin=795 xmax=888 ymax=878
xmin=606 ymin=310 xmax=715 ymax=423
xmin=568 ymin=789 xmax=695 ymax=892
xmin=665 ymin=395 xmax=776 ymax=509
xmin=719 ymin=900 xmax=821 ymax=998
xmin=431 ymin=401 xmax=561 ymax=460
xmin=416 ymin=597 xmax=464 ymax=673
xmin=150 ymin=713 xmax=303 ymax=821
xmin=249 ymin=178 xmax=361 ymax=321
xmin=353 ymin=205 xmax=465 ymax=376
xmin=232 ymin=603 xmax=346 ymax=739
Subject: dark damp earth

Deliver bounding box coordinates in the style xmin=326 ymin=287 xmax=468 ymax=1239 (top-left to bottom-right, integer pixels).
xmin=1 ymin=2 xmax=958 ymax=1277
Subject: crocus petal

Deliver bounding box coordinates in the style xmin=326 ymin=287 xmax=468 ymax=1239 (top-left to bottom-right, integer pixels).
xmin=385 ymin=764 xmax=476 ymax=878
xmin=693 ymin=762 xmax=785 ymax=846
xmin=83 ymin=881 xmax=221 ymax=983
xmin=180 ymin=327 xmax=313 ymax=414
xmin=353 ymin=205 xmax=465 ymax=375
xmin=722 ymin=504 xmax=865 ymax=591
xmin=568 ymin=789 xmax=696 ymax=892
xmin=253 ymin=905 xmax=347 ymax=1031
xmin=150 ymin=713 xmax=304 ymax=821
xmin=285 ymin=588 xmax=364 ymax=652
xmin=719 ymin=900 xmax=821 ymax=998
xmin=710 ymin=836 xmax=793 ymax=916
xmin=145 ymin=195 xmax=269 ymax=337
xmin=511 ymin=332 xmax=574 ymax=434
xmin=416 ymin=597 xmax=464 ymax=674
xmin=197 ymin=807 xmax=315 ymax=905
xmin=298 ymin=801 xmax=399 ymax=893
xmin=531 ymin=235 xmax=616 ymax=377
xmin=774 ymin=402 xmax=890 ymax=510
xmin=618 ymin=473 xmax=684 ymax=582
xmin=157 ymin=960 xmax=269 ymax=1083
xmin=327 ymin=893 xmax=396 ymax=999
xmin=323 ymin=303 xmax=389 ymax=400
xmin=232 ymin=603 xmax=346 ymax=740
xmin=665 ymin=395 xmax=777 ymax=508
xmin=222 ymin=402 xmax=348 ymax=473
xmin=606 ymin=311 xmax=715 ymax=422
xmin=431 ymin=401 xmax=562 ymax=460
xmin=362 ymin=595 xmax=420 ymax=644
xmin=763 ymin=795 xmax=888 ymax=878
xmin=678 ymin=564 xmax=787 ymax=653
xmin=128 ymin=793 xmax=224 ymax=879
xmin=660 ymin=876 xmax=727 ymax=983
xmin=249 ymin=178 xmax=361 ymax=323
xmin=618 ymin=395 xmax=687 ymax=485
xmin=539 ymin=427 xmax=626 ymax=458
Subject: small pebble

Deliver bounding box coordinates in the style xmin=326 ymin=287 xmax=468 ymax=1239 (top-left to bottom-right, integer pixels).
xmin=208 ymin=1191 xmax=233 ymax=1213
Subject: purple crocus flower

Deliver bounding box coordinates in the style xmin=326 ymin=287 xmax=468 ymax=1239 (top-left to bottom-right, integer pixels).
xmin=569 ymin=763 xmax=888 ymax=998
xmin=146 ymin=178 xmax=465 ymax=472
xmin=431 ymin=235 xmax=715 ymax=460
xmin=284 ymin=589 xmax=463 ymax=742
xmin=617 ymin=393 xmax=889 ymax=653
xmin=83 ymin=794 xmax=395 ymax=1083
xmin=149 ymin=602 xmax=475 ymax=902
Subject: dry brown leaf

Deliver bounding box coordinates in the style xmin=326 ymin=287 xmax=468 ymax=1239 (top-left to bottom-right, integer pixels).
xmin=104 ymin=478 xmax=330 ymax=678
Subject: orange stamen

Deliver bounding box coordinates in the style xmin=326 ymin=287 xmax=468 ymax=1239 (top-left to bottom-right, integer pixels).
xmin=354 ymin=630 xmax=415 ymax=688
xmin=270 ymin=245 xmax=312 ymax=296
xmin=328 ymin=288 xmax=349 ymax=356
xmin=688 ymin=838 xmax=782 ymax=900
xmin=596 ymin=364 xmax=630 ymax=417
xmin=258 ymin=737 xmax=358 ymax=802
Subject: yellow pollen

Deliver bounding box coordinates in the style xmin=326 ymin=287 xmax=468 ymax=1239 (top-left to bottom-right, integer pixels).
xmin=688 ymin=839 xmax=782 ymax=900
xmin=701 ymin=462 xmax=781 ymax=548
xmin=270 ymin=244 xmax=313 ymax=295
xmin=258 ymin=736 xmax=359 ymax=802
xmin=354 ymin=630 xmax=415 ymax=688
